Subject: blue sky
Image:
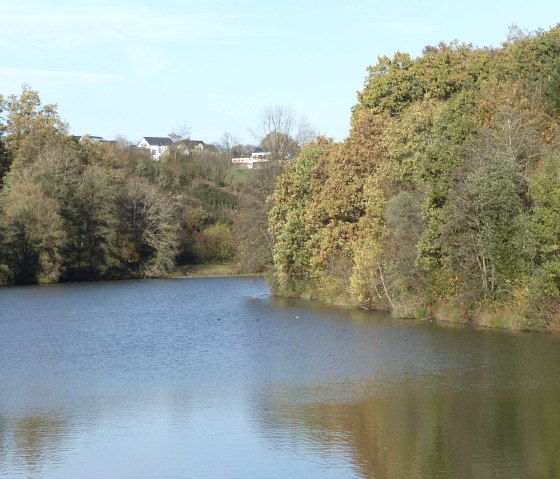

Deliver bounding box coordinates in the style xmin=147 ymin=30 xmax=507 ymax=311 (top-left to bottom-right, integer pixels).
xmin=1 ymin=0 xmax=558 ymax=145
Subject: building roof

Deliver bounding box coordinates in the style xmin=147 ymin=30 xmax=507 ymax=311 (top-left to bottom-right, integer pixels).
xmin=141 ymin=136 xmax=173 ymax=146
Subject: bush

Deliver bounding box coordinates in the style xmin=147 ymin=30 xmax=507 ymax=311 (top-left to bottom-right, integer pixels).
xmin=525 ymin=260 xmax=560 ymax=330
xmin=193 ymin=223 xmax=234 ymax=263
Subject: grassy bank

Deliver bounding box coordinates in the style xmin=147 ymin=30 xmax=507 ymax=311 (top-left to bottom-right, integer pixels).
xmin=170 ymin=263 xmax=264 ymax=278
xmin=416 ymin=301 xmax=560 ymax=334
xmin=278 ymin=283 xmax=559 ymax=334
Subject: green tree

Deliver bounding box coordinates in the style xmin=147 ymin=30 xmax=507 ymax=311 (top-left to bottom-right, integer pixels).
xmin=64 ymin=164 xmax=119 ymax=279
xmin=526 ymin=153 xmax=560 ymax=326
xmin=0 ymin=137 xmax=12 ymax=188
xmin=443 ymin=152 xmax=527 ymax=300
xmin=0 ymin=85 xmax=67 ymax=169
xmin=269 ymin=140 xmax=331 ymax=295
xmin=381 ymin=191 xmax=426 ymax=315
xmin=543 ymin=56 xmax=560 ymax=114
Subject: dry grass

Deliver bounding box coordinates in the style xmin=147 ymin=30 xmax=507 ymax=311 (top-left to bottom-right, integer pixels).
xmin=170 ymin=263 xmax=264 ymax=278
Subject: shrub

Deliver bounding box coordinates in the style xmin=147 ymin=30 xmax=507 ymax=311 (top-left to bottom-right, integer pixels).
xmin=193 ymin=223 xmax=234 ymax=263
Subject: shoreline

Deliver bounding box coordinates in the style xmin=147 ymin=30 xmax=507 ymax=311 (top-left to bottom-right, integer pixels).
xmin=168 ymin=263 xmax=265 ymax=279
xmin=278 ymin=289 xmax=560 ymax=335
xmin=3 ymin=269 xmax=556 ymax=335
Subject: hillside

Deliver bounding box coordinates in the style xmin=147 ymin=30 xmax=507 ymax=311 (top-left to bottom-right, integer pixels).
xmin=269 ymin=26 xmax=560 ymax=332
xmin=0 ymin=93 xmax=243 ymax=284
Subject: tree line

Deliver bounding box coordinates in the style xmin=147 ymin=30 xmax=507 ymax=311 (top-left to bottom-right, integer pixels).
xmin=268 ymin=26 xmax=560 ymax=332
xmin=0 ymin=88 xmax=314 ymax=285
xmin=0 ymin=87 xmax=247 ymax=285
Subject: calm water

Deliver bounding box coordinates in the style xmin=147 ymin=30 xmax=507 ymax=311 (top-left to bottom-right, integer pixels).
xmin=1 ymin=278 xmax=560 ymax=478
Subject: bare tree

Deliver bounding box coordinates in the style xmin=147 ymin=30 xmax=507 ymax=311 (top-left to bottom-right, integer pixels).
xmin=233 ymin=107 xmax=315 ymax=273
xmin=217 ymin=132 xmax=240 ymax=156
xmin=251 ymin=105 xmax=315 ymax=160
xmin=233 ymin=160 xmax=285 ymax=273
xmin=168 ymin=122 xmax=191 ymax=143
xmin=118 ymin=177 xmax=180 ymax=277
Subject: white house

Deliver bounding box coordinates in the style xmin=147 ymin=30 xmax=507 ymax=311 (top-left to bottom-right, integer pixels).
xmin=138 ymin=137 xmax=174 ymax=161
xmin=231 ymin=150 xmax=271 ymax=169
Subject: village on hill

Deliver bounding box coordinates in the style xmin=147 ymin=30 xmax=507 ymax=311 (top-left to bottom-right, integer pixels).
xmin=75 ymin=134 xmax=271 ymax=168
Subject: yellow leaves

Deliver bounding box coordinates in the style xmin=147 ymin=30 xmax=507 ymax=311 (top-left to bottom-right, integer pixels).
xmin=307 ymin=112 xmax=388 ymax=234
xmin=270 ymin=103 xmax=392 ymax=302
xmin=268 ymin=25 xmax=560 ymax=318
xmin=475 ymin=63 xmax=560 ymax=147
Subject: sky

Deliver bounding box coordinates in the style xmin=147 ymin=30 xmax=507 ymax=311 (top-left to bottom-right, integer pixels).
xmin=0 ymin=0 xmax=558 ymax=146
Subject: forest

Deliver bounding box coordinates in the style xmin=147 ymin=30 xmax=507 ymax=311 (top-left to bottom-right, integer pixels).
xmin=268 ymin=26 xmax=560 ymax=332
xmin=0 ymin=87 xmax=256 ymax=285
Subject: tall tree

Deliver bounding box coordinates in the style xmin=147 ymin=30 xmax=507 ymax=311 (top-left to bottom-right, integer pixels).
xmin=269 ymin=139 xmax=331 ymax=294
xmin=252 ymin=105 xmax=315 ymax=160
xmin=0 ymin=178 xmax=65 ymax=284
xmin=65 ymin=164 xmax=118 ymax=279
xmin=234 ymin=161 xmax=284 ymax=273
xmin=0 ymin=85 xmax=67 ymax=169
xmin=118 ymin=177 xmax=180 ymax=277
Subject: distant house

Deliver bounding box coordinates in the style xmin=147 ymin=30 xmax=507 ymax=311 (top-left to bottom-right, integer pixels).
xmin=138 ymin=137 xmax=174 ymax=161
xmin=232 ymin=149 xmax=271 ymax=169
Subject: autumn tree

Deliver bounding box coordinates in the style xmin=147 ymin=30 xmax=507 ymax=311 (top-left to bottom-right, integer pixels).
xmin=0 ymin=177 xmax=65 ymax=284
xmin=192 ymin=223 xmax=234 ymax=263
xmin=0 ymin=85 xmax=67 ymax=169
xmin=269 ymin=139 xmax=331 ymax=295
xmin=267 ymin=25 xmax=560 ymax=330
xmin=234 ymin=161 xmax=284 ymax=273
xmin=117 ymin=177 xmax=180 ymax=277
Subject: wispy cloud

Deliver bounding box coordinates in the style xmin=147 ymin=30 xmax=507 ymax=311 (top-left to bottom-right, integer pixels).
xmin=0 ymin=4 xmax=251 ymax=82
xmin=0 ymin=5 xmax=261 ymax=51
xmin=0 ymin=3 xmax=275 ymax=79
xmin=0 ymin=68 xmax=121 ymax=85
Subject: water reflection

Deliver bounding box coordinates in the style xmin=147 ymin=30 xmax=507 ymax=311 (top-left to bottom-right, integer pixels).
xmin=252 ymin=321 xmax=560 ymax=479
xmin=255 ymin=375 xmax=560 ymax=479
xmin=14 ymin=415 xmax=68 ymax=469
xmin=1 ymin=278 xmax=559 ymax=478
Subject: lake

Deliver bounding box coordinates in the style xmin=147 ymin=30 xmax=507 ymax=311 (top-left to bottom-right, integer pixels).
xmin=1 ymin=277 xmax=559 ymax=478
